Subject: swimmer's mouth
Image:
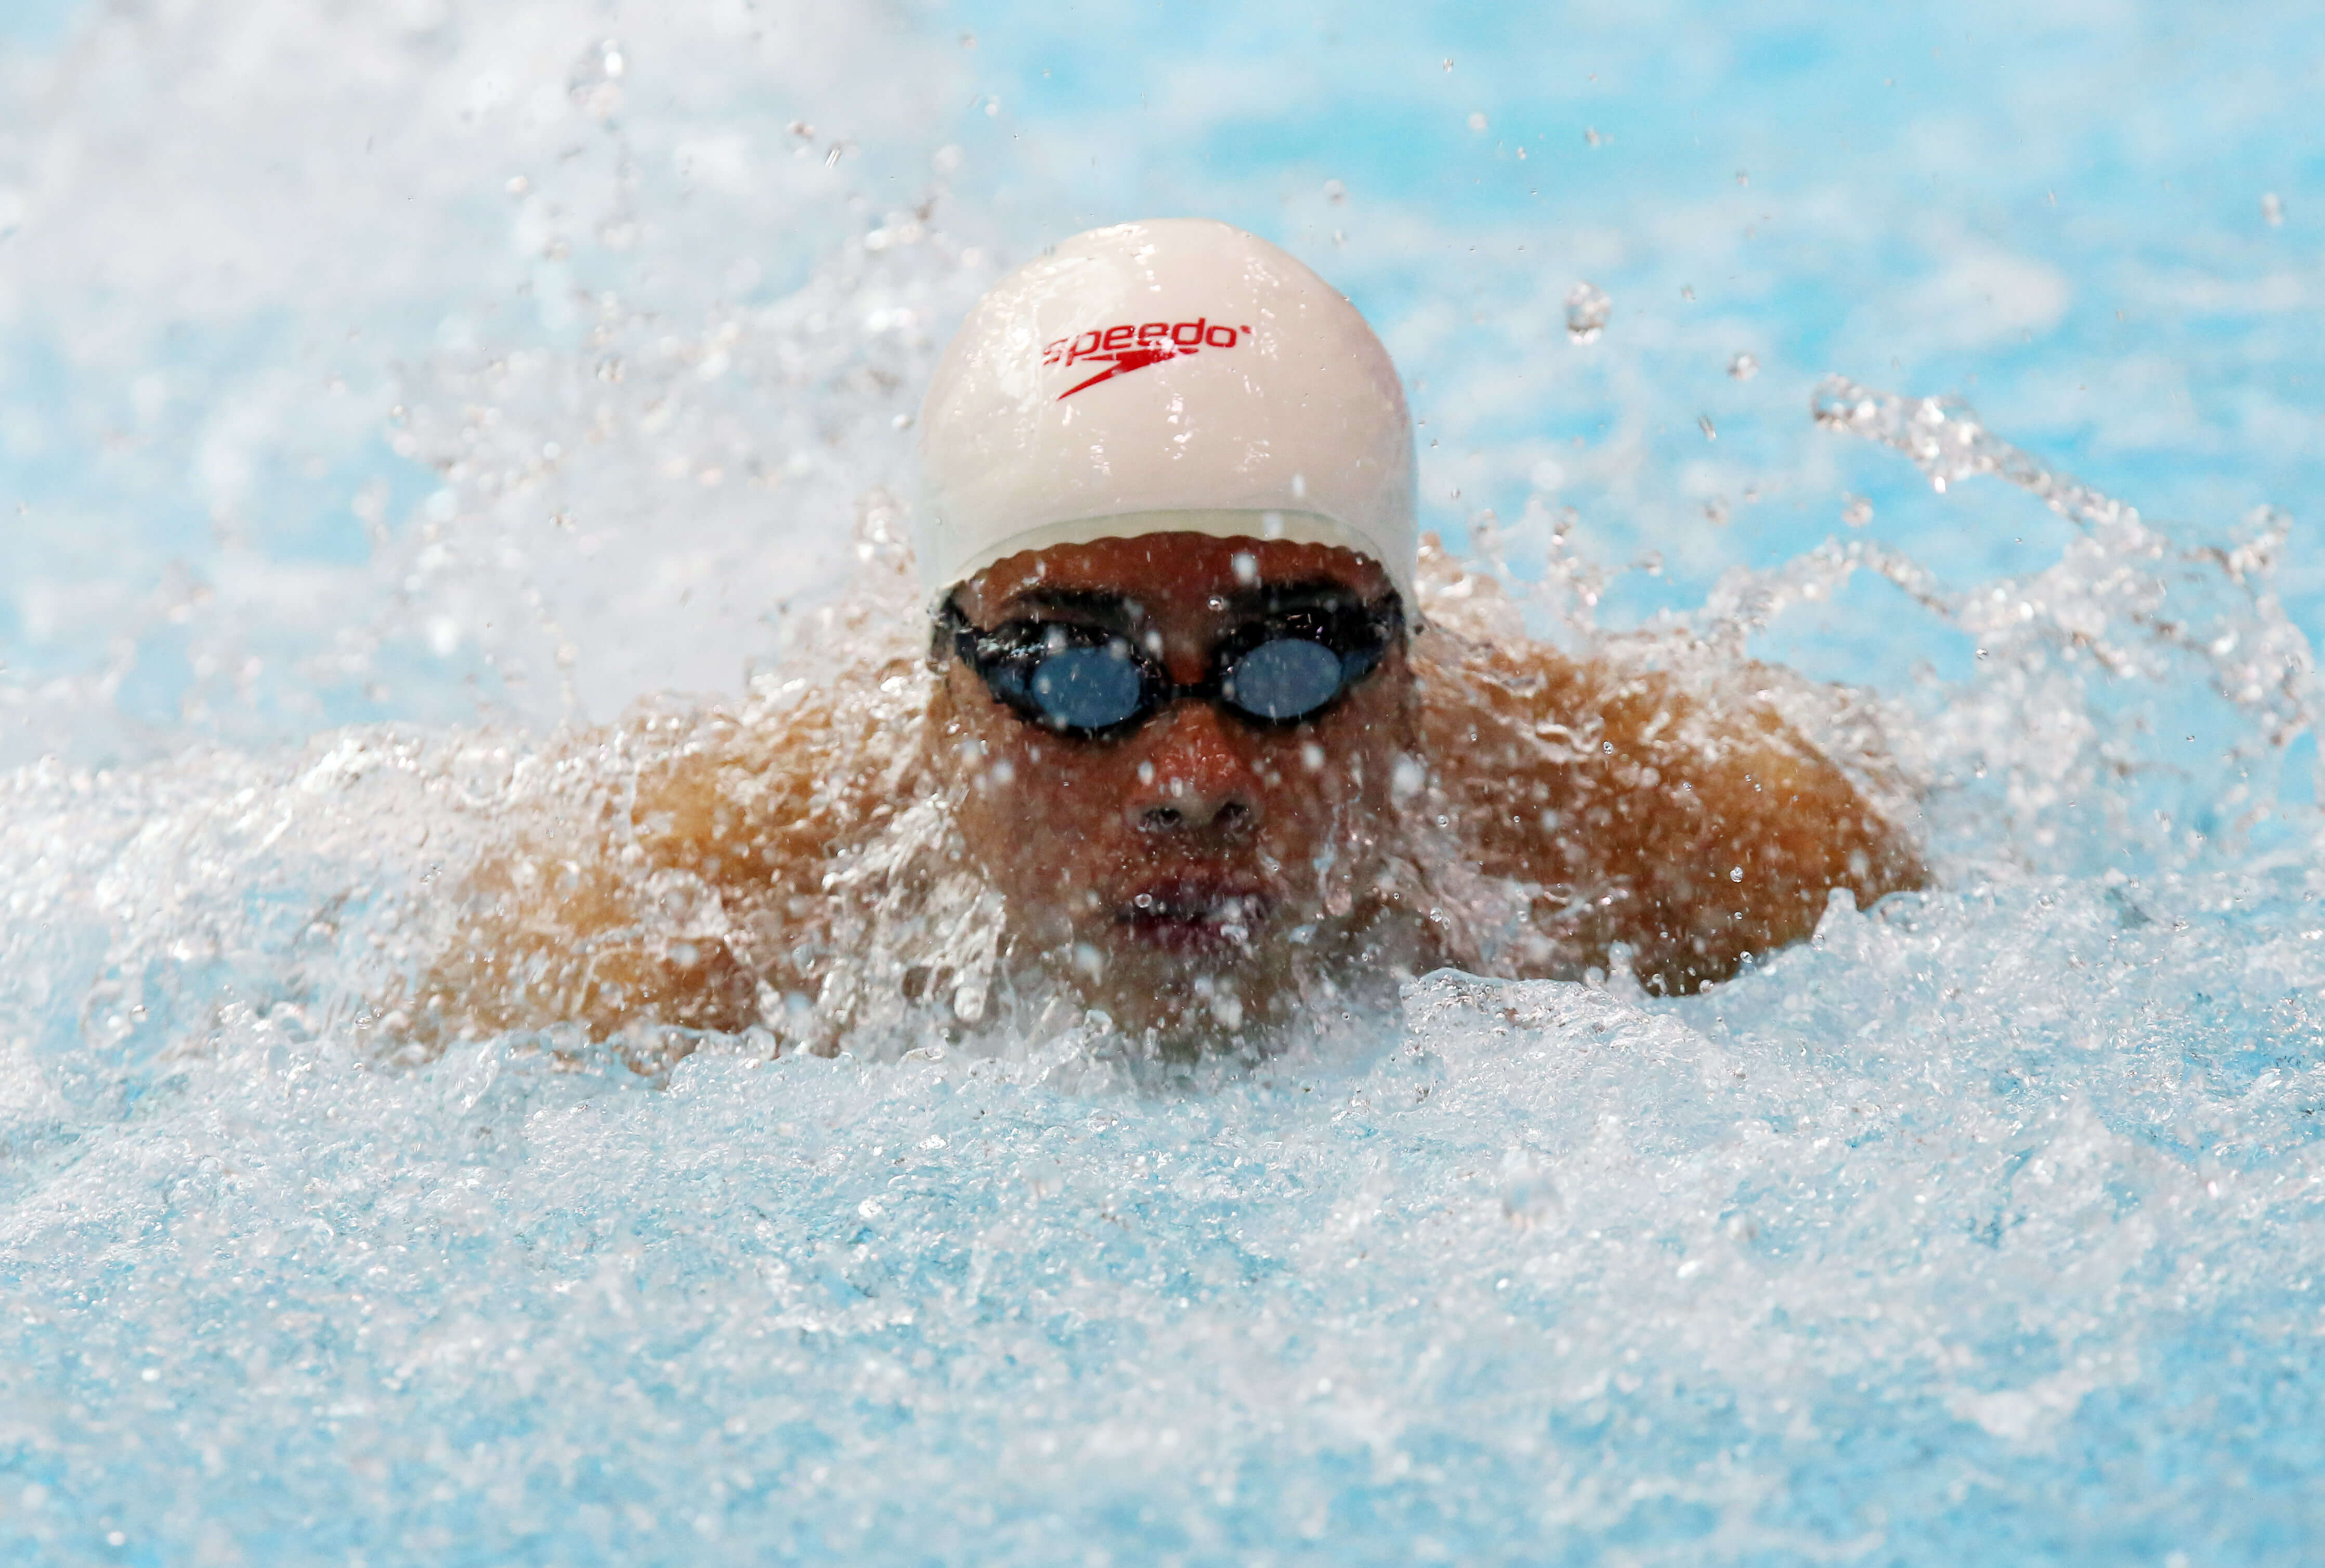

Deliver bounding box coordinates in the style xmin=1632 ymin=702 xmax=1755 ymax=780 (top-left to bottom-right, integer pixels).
xmin=1115 ymin=879 xmax=1273 ymax=955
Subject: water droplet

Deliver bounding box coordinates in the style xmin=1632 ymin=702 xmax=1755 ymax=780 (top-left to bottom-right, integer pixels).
xmin=1231 ymin=552 xmax=1258 ymax=585
xmin=1728 ymin=351 xmax=1758 ymax=381
xmin=2262 ymin=191 xmax=2284 ymax=227
xmin=1564 ymin=282 xmax=1610 ymax=343
xmin=568 ymin=39 xmax=626 ymax=116
xmin=1323 ymin=178 xmax=1346 ymax=204
xmin=1697 ymin=414 xmax=1717 ymax=441
xmin=1841 ymin=494 xmax=1874 ymax=527
xmin=1467 ymin=112 xmax=1488 ymax=133
xmin=1501 ymin=1152 xmax=1560 ymax=1226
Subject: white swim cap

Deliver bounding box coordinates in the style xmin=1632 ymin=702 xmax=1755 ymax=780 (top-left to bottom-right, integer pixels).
xmin=915 ymin=218 xmax=1418 ymax=608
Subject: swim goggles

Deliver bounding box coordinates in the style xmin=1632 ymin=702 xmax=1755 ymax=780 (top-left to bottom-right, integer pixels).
xmin=936 ymin=592 xmax=1404 ymax=739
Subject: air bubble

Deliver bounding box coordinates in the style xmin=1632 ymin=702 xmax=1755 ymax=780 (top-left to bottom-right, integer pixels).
xmin=1391 ymin=755 xmax=1427 ymax=803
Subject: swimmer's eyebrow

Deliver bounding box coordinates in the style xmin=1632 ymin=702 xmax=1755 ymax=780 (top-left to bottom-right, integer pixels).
xmin=994 ymin=577 xmax=1373 ymax=622
xmin=1220 ymin=578 xmax=1373 ymax=615
xmin=994 ymin=586 xmax=1140 ymax=624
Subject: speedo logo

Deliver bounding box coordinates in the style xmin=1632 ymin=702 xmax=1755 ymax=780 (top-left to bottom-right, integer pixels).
xmin=1042 ymin=316 xmax=1252 ymax=399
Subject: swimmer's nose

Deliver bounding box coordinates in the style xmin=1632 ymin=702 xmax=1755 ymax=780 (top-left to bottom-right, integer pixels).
xmin=1126 ymin=702 xmax=1262 ymax=836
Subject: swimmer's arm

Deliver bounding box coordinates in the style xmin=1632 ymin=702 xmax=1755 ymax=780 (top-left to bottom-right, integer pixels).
xmin=1585 ymin=678 xmax=1924 ymax=994
xmin=404 ymin=740 xmax=823 ymax=1048
xmin=403 ymin=842 xmax=766 ymax=1047
xmin=1426 ymin=647 xmax=1922 ymax=993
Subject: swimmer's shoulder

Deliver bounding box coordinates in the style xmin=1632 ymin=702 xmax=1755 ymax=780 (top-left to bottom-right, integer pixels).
xmin=625 ymin=663 xmax=929 ymax=892
xmin=1413 ymin=619 xmax=1924 ymax=990
xmin=407 ymin=695 xmax=870 ymax=1051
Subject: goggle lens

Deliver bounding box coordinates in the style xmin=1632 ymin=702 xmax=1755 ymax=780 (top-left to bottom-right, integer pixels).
xmin=1027 ymin=644 xmax=1145 ymax=731
xmin=1220 ymin=636 xmax=1346 ymax=723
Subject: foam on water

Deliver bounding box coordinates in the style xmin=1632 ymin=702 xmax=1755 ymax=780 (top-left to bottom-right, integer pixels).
xmin=8 ymin=866 xmax=2325 ymax=1561
xmin=7 ymin=0 xmax=2325 ymax=1562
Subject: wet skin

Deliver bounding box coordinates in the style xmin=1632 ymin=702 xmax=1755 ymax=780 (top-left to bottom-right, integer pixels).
xmin=936 ymin=536 xmax=1420 ymax=1036
xmin=408 ymin=534 xmax=1926 ymax=1055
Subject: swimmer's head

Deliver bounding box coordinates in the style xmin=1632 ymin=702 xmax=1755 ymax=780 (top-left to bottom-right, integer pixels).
xmin=917 ymin=221 xmax=1426 ymax=1044
xmin=931 ymin=532 xmax=1420 ymax=1045
xmin=913 ymin=218 xmax=1417 ymax=610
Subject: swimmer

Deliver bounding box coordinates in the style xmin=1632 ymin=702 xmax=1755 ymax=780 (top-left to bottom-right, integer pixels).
xmin=408 ymin=219 xmax=1923 ymax=1059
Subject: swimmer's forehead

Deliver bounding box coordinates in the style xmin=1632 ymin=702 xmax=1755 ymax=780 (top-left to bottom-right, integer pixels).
xmin=968 ymin=534 xmax=1391 ymax=621
xmin=999 ymin=579 xmax=1370 ymax=626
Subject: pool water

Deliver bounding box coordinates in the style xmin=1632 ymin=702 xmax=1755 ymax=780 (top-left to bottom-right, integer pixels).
xmin=5 ymin=1 xmax=2325 ymax=1562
